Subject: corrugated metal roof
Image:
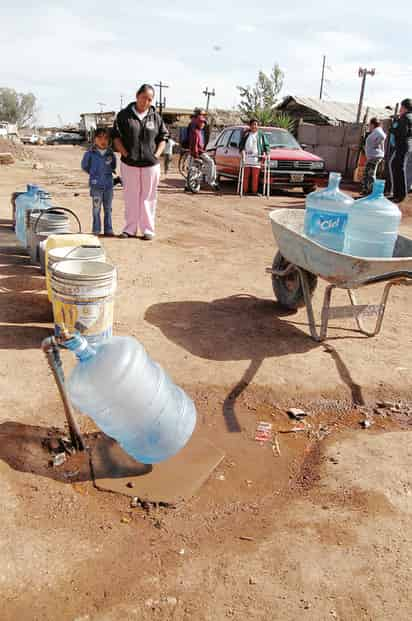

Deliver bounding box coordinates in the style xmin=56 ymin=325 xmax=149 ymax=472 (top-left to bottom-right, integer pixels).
xmin=278 ymin=96 xmax=391 ymax=124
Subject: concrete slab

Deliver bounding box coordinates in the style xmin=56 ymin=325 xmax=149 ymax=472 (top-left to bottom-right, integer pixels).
xmin=92 ymin=429 xmax=225 ymax=505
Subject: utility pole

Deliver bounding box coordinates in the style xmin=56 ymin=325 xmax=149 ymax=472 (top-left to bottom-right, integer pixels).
xmin=203 ymin=87 xmax=215 ymax=112
xmin=155 ymin=81 xmax=169 ymax=116
xmin=319 ymin=55 xmax=326 ymax=100
xmin=356 ymin=67 xmax=375 ymax=123
xmin=120 ymin=94 xmax=124 ymax=109
xmin=97 ymin=102 xmax=106 ymax=113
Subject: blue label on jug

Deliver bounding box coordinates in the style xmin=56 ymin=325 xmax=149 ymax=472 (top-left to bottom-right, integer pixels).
xmin=307 ymin=208 xmax=348 ymax=236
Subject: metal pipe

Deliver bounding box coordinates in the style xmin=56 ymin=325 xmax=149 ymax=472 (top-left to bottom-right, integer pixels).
xmin=42 ymin=336 xmax=86 ymax=451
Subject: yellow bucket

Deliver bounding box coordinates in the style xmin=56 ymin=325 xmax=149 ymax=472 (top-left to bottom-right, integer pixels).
xmin=45 ymin=234 xmax=100 ymax=301
xmin=51 ymin=260 xmax=117 ymax=347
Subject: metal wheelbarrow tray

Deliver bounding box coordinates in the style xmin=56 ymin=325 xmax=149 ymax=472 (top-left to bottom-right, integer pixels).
xmin=268 ymin=208 xmax=412 ymax=341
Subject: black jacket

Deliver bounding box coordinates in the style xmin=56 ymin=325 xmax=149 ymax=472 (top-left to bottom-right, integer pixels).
xmin=391 ymin=112 xmax=412 ymax=153
xmin=112 ymin=103 xmax=169 ymax=167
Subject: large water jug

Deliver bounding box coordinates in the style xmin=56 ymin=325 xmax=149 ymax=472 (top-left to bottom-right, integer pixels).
xmin=23 ymin=191 xmax=54 ymax=250
xmin=65 ymin=334 xmax=197 ymax=464
xmin=304 ymin=172 xmax=354 ymax=252
xmin=343 ymin=180 xmax=401 ymax=258
xmin=15 ymin=184 xmax=40 ymax=244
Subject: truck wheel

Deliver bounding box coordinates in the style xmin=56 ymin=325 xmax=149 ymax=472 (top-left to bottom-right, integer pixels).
xmin=271 ymin=252 xmax=317 ymax=310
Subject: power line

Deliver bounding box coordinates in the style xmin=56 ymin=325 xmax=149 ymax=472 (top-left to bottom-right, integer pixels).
xmin=356 ymin=67 xmax=375 ymax=123
xmin=203 ymin=87 xmax=215 ymax=111
xmin=319 ymin=55 xmax=326 ymax=100
xmin=155 ymin=81 xmax=169 ymax=116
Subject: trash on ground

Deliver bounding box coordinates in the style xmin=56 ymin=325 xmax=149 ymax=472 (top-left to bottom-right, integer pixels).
xmin=287 ymin=407 xmax=307 ymax=420
xmin=239 ymin=536 xmax=255 ymax=542
xmin=361 ymin=419 xmax=373 ymax=429
xmin=120 ymin=516 xmax=131 ymax=524
xmin=272 ymin=435 xmax=281 ymax=457
xmin=255 ymin=421 xmax=273 ymax=444
xmin=130 ymin=497 xmax=139 ymax=508
xmin=52 ymin=452 xmax=66 ymax=467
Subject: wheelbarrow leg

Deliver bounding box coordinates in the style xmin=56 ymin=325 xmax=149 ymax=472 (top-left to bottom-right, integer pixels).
xmin=347 ymin=284 xmax=393 ymax=337
xmin=297 ymin=267 xmax=324 ymax=342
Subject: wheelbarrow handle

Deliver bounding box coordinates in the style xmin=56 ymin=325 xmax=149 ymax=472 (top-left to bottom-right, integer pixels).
xmin=34 ymin=207 xmax=82 ymax=234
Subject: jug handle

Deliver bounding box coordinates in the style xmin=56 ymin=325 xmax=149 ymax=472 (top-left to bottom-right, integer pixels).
xmin=34 ymin=207 xmax=82 ymax=234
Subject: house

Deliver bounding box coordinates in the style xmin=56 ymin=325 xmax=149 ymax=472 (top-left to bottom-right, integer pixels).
xmin=79 ymin=111 xmax=116 ymax=139
xmin=277 ymin=96 xmax=391 ymax=126
xmin=0 ymin=122 xmax=19 ymax=139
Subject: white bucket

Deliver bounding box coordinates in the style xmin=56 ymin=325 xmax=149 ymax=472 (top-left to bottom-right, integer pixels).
xmin=51 ymin=260 xmax=117 ymax=346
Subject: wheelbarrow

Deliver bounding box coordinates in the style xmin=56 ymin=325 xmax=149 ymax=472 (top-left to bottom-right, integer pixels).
xmin=267 ymin=209 xmax=412 ymax=342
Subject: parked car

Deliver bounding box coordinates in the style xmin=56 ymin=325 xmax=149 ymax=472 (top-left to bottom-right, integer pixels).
xmin=46 ymin=132 xmax=84 ymax=145
xmin=21 ymin=134 xmax=40 ymax=145
xmin=208 ymin=125 xmax=327 ymax=194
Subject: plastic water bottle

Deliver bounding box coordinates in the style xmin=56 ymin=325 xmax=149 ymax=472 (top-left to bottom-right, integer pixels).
xmin=16 ymin=188 xmax=51 ymax=247
xmin=343 ymin=180 xmax=401 ymax=258
xmin=304 ymin=172 xmax=354 ymax=252
xmin=65 ymin=334 xmax=197 ymax=464
xmin=15 ymin=184 xmax=40 ymax=244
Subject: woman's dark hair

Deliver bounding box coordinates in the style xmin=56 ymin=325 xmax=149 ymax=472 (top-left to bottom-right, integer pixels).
xmin=249 ymin=118 xmax=258 ymax=125
xmin=401 ymin=98 xmax=412 ymax=111
xmin=137 ymin=84 xmax=155 ymax=97
xmin=369 ymin=117 xmax=380 ymax=128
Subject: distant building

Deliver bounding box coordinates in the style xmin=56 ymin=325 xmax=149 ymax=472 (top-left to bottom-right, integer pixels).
xmin=277 ymin=96 xmax=391 ymax=126
xmin=0 ymin=121 xmax=19 ymax=139
xmin=79 ymin=111 xmax=116 ymax=140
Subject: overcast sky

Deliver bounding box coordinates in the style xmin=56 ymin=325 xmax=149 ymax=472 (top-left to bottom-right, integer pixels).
xmin=2 ymin=0 xmax=412 ymax=125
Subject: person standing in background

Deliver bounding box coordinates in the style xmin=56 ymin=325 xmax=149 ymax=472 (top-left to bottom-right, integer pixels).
xmin=362 ymin=118 xmax=386 ymax=195
xmin=163 ymin=136 xmax=177 ymax=175
xmin=389 ymin=98 xmax=412 ymax=203
xmin=239 ymin=119 xmax=270 ymax=195
xmin=112 ymin=84 xmax=168 ymax=240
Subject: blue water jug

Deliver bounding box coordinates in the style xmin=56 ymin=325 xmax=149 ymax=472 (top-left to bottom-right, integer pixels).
xmin=22 ymin=191 xmax=53 ymax=249
xmin=304 ymin=172 xmax=354 ymax=252
xmin=15 ymin=184 xmax=40 ymax=244
xmin=343 ymin=180 xmax=401 ymax=258
xmin=65 ymin=334 xmax=197 ymax=464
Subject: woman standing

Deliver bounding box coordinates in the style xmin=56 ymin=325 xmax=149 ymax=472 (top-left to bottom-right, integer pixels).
xmin=112 ymin=84 xmax=168 ymax=239
xmin=239 ymin=119 xmax=270 ymax=195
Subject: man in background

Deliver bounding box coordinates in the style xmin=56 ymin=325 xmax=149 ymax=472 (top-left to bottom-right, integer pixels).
xmin=389 ymin=98 xmax=412 ymax=203
xmin=362 ymin=117 xmax=386 ymax=195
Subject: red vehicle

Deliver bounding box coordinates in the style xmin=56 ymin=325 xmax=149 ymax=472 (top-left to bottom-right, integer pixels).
xmin=208 ymin=125 xmax=327 ymax=194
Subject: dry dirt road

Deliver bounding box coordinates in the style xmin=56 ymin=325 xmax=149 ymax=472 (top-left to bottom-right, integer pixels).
xmin=0 ymin=145 xmax=412 ymax=621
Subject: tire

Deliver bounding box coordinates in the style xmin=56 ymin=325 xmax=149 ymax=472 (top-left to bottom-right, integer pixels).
xmin=187 ymin=164 xmax=201 ymax=193
xmin=178 ymin=151 xmax=190 ymax=178
xmin=271 ymin=252 xmax=317 ymax=310
xmin=303 ymin=184 xmax=316 ymax=195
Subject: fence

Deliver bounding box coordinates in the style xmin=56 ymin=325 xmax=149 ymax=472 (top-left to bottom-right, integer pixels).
xmin=297 ymin=122 xmax=363 ymax=177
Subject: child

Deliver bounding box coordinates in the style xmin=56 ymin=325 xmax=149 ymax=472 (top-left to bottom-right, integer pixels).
xmin=81 ymin=127 xmax=116 ymax=236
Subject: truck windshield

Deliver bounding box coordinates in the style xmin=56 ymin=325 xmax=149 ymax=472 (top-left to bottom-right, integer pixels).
xmin=263 ymin=130 xmax=301 ymax=149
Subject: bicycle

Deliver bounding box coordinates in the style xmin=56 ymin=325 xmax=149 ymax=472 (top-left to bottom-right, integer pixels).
xmin=186 ymin=157 xmax=203 ymax=193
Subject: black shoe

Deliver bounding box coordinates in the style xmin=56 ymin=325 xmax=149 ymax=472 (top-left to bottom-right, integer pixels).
xmin=104 ymin=231 xmax=115 ymax=237
xmin=119 ymin=232 xmax=134 ymax=238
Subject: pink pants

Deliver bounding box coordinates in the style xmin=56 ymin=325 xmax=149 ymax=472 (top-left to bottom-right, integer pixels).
xmin=120 ymin=162 xmax=160 ymax=236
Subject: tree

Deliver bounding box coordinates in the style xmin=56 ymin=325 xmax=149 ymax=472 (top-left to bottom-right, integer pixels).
xmin=237 ymin=64 xmax=293 ymax=130
xmin=0 ymin=88 xmax=37 ymax=126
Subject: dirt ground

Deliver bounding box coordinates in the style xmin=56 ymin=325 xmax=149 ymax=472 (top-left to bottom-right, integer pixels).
xmin=1 ymin=146 xmax=412 ymax=620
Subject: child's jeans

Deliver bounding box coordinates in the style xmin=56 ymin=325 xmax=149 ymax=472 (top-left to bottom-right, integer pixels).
xmin=91 ymin=188 xmax=113 ymax=234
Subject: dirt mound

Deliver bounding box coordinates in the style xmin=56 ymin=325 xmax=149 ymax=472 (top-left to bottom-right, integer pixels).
xmin=0 ymin=138 xmax=29 ymax=160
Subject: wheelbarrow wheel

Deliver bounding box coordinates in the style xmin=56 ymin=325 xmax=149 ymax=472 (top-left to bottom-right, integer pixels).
xmin=271 ymin=252 xmax=317 ymax=310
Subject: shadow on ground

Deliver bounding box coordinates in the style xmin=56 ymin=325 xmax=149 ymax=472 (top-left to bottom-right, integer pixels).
xmin=145 ymin=294 xmax=318 ymax=432
xmin=0 ymin=422 xmax=151 ymax=483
